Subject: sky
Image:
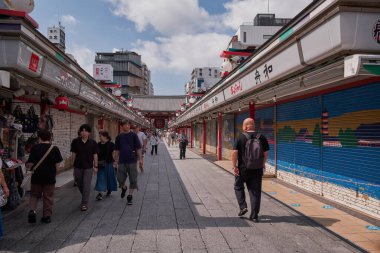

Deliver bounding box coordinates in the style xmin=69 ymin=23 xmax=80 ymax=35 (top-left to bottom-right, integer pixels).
xmin=30 ymin=0 xmax=312 ymax=95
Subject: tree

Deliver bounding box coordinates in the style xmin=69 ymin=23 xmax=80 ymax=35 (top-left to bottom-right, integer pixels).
xmin=312 ymin=123 xmax=321 ymax=147
xmin=278 ymin=125 xmax=296 ymax=142
xmin=339 ymin=128 xmax=358 ymax=147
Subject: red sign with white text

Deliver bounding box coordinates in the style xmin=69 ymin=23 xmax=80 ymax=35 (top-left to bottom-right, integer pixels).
xmin=29 ymin=53 xmax=40 ymax=72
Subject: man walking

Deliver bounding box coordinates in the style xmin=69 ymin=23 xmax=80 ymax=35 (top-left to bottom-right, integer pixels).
xmin=71 ymin=124 xmax=99 ymax=211
xmin=232 ymin=118 xmax=269 ymax=222
xmin=135 ymin=125 xmax=147 ymax=173
xmin=114 ymin=120 xmax=142 ymax=205
xmin=179 ymin=134 xmax=189 ymax=159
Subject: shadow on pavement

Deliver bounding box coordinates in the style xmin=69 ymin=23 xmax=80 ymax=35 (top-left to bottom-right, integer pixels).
xmin=0 ymin=142 xmax=359 ymax=253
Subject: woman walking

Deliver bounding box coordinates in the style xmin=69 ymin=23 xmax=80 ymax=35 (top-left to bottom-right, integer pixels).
xmin=95 ymin=131 xmax=117 ymax=200
xmin=150 ymin=132 xmax=159 ymax=155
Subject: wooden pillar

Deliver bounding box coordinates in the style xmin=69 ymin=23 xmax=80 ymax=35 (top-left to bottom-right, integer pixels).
xmin=217 ymin=112 xmax=222 ymax=160
xmin=190 ymin=122 xmax=193 ymax=148
xmin=202 ymin=117 xmax=206 ymax=154
xmin=249 ymin=101 xmax=255 ymax=119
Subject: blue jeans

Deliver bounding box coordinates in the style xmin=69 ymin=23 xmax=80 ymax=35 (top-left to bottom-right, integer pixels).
xmin=234 ymin=169 xmax=263 ymax=218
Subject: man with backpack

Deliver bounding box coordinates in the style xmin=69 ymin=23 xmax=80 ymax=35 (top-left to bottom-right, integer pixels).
xmin=232 ymin=118 xmax=269 ymax=222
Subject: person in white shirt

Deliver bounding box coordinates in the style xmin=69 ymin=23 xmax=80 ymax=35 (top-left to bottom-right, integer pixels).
xmin=134 ymin=125 xmax=147 ymax=172
xmin=150 ymin=132 xmax=159 ymax=155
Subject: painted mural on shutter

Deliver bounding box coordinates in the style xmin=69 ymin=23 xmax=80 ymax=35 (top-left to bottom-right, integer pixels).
xmin=210 ymin=119 xmax=217 ymax=154
xmin=235 ymin=111 xmax=249 ymax=138
xmin=222 ymin=114 xmax=235 ymax=159
xmin=206 ymin=120 xmax=211 ymax=153
xmin=194 ymin=123 xmax=202 ymax=149
xmin=255 ymin=107 xmax=275 ymax=175
xmin=277 ymin=96 xmax=322 ymax=190
xmin=322 ymin=82 xmax=380 ymax=200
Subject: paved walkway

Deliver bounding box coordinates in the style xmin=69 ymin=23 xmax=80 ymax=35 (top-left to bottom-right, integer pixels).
xmin=191 ymin=147 xmax=380 ymax=253
xmin=0 ymin=142 xmax=367 ymax=253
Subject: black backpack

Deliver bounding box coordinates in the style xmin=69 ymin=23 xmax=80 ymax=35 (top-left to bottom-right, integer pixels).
xmin=242 ymin=132 xmax=264 ymax=170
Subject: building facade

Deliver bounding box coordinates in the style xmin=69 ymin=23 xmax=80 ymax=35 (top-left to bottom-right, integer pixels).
xmin=172 ymin=0 xmax=380 ymax=219
xmin=221 ymin=14 xmax=291 ymax=77
xmin=47 ymin=22 xmax=65 ymax=52
xmin=188 ymin=67 xmax=221 ymax=94
xmin=95 ymin=51 xmax=148 ymax=98
xmin=142 ymin=63 xmax=154 ymax=95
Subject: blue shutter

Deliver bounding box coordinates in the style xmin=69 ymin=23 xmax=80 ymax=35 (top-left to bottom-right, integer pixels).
xmin=276 ymin=96 xmax=322 ymax=181
xmin=255 ymin=107 xmax=275 ymax=175
xmin=322 ymin=82 xmax=380 ymax=199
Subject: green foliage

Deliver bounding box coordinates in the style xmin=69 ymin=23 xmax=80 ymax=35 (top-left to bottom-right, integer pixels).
xmin=312 ymin=123 xmax=321 ymax=147
xmin=278 ymin=126 xmax=296 ymax=142
xmin=339 ymin=128 xmax=358 ymax=147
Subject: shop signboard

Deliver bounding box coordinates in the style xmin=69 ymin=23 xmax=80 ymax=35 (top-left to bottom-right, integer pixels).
xmin=17 ymin=41 xmax=43 ymax=76
xmin=93 ymin=64 xmax=113 ymax=82
xmin=223 ymin=44 xmax=301 ymax=101
xmin=202 ymin=91 xmax=225 ymax=112
xmin=41 ymin=60 xmax=81 ymax=95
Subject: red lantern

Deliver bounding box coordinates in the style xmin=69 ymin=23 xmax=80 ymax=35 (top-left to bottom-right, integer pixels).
xmin=55 ymin=96 xmax=69 ymax=110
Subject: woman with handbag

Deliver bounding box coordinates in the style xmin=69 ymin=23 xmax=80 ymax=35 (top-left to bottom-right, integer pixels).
xmin=26 ymin=130 xmax=63 ymax=224
xmin=95 ymin=131 xmax=117 ymax=200
xmin=0 ymin=169 xmax=10 ymax=238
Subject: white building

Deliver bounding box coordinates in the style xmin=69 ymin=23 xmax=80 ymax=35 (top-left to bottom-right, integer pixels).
xmin=235 ymin=14 xmax=290 ymax=48
xmin=188 ymin=67 xmax=221 ymax=94
xmin=221 ymin=14 xmax=291 ymax=77
xmin=47 ymin=22 xmax=65 ymax=52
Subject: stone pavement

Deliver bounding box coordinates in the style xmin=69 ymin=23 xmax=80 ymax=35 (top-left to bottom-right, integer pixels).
xmin=0 ymin=141 xmax=366 ymax=253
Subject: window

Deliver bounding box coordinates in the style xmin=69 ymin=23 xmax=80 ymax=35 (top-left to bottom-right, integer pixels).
xmin=263 ymin=35 xmax=272 ymax=40
xmin=243 ymin=32 xmax=247 ymax=43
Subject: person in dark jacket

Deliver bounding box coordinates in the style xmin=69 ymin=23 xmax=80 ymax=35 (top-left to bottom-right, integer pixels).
xmin=179 ymin=134 xmax=189 ymax=159
xmin=26 ymin=130 xmax=63 ymax=224
xmin=95 ymin=131 xmax=117 ymax=200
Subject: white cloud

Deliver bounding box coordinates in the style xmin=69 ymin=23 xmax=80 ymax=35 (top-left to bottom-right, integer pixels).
xmin=67 ymin=45 xmax=95 ymax=75
xmin=106 ymin=0 xmax=221 ymax=36
xmin=61 ymin=15 xmax=78 ymax=26
xmin=223 ymin=0 xmax=312 ymax=29
xmin=132 ymin=33 xmax=230 ymax=74
xmin=105 ymin=0 xmax=312 ymax=93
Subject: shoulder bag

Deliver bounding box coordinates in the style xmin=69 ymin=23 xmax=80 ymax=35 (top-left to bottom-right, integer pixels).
xmin=30 ymin=145 xmax=54 ymax=173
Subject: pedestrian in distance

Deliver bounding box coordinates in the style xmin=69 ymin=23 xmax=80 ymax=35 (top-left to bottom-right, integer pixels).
xmin=26 ymin=129 xmax=63 ymax=224
xmin=232 ymin=118 xmax=269 ymax=222
xmin=170 ymin=131 xmax=176 ymax=147
xmin=167 ymin=131 xmax=172 ymax=147
xmin=134 ymin=125 xmax=147 ymax=173
xmin=0 ymin=168 xmax=10 ymax=237
xmin=179 ymin=134 xmax=189 ymax=159
xmin=95 ymin=131 xmax=117 ymax=201
xmin=114 ymin=120 xmax=142 ymax=205
xmin=71 ymin=124 xmax=99 ymax=212
xmin=150 ymin=132 xmax=159 ymax=155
